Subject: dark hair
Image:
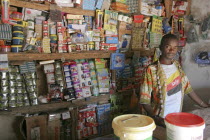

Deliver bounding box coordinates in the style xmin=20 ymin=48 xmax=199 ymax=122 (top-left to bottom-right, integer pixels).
xmin=160 ymin=34 xmax=178 ymax=50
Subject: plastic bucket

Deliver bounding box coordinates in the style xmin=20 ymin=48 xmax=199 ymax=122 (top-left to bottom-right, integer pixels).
xmin=112 ymin=114 xmax=156 ymax=140
xmin=165 ymin=112 xmax=205 ymax=140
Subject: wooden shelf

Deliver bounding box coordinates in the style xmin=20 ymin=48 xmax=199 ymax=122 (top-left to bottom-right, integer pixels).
xmin=0 ymin=94 xmax=110 ymax=115
xmin=9 ymin=0 xmax=95 ymax=16
xmin=4 ymin=51 xmax=135 ymax=61
xmin=5 ymin=51 xmax=114 ymax=61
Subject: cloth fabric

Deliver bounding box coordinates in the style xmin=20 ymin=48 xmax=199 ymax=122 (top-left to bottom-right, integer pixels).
xmin=140 ymin=60 xmax=193 ymax=117
xmin=161 ymin=63 xmax=182 ymax=117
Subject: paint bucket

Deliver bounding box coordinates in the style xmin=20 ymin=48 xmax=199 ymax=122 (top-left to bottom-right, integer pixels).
xmin=112 ymin=114 xmax=156 ymax=140
xmin=165 ymin=112 xmax=205 ymax=140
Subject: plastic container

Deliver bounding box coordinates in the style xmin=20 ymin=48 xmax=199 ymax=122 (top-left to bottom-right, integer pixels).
xmin=165 ymin=112 xmax=205 ymax=140
xmin=13 ymin=24 xmax=24 ymax=31
xmin=11 ymin=12 xmax=23 ymax=20
xmin=11 ymin=45 xmax=22 ymax=53
xmin=12 ymin=37 xmax=23 ymax=45
xmin=1 ymin=46 xmax=11 ymax=53
xmin=112 ymin=114 xmax=156 ymax=140
xmin=13 ymin=31 xmax=24 ymax=38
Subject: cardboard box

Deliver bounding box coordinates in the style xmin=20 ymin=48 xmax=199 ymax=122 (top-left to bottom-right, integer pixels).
xmin=25 ymin=115 xmax=48 ymax=140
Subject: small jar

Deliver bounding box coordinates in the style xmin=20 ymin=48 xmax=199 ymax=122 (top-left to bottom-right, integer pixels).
xmin=11 ymin=45 xmax=22 ymax=53
xmin=12 ymin=37 xmax=24 ymax=45
xmin=13 ymin=31 xmax=24 ymax=38
xmin=13 ymin=24 xmax=24 ymax=32
xmin=1 ymin=46 xmax=11 ymax=53
xmin=11 ymin=12 xmax=23 ymax=21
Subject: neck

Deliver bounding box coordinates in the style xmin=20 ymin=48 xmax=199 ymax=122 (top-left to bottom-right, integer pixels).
xmin=159 ymin=56 xmax=173 ymax=65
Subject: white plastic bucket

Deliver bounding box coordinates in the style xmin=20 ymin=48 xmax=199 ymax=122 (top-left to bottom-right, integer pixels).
xmin=165 ymin=112 xmax=205 ymax=140
xmin=112 ymin=114 xmax=156 ymax=140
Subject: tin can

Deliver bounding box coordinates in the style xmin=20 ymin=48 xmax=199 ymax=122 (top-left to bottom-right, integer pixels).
xmin=85 ymin=78 xmax=92 ymax=86
xmin=72 ymin=73 xmax=79 ymax=83
xmin=83 ymin=71 xmax=90 ymax=78
xmin=88 ymin=42 xmax=95 ymax=50
xmin=70 ymin=64 xmax=78 ymax=74
xmin=82 ymin=62 xmax=90 ymax=71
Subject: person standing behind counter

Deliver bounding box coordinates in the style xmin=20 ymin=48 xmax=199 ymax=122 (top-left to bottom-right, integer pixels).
xmin=139 ymin=34 xmax=209 ymax=127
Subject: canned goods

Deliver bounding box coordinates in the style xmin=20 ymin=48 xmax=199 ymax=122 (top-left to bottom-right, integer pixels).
xmin=64 ymin=71 xmax=71 ymax=77
xmin=85 ymin=78 xmax=92 ymax=86
xmin=1 ymin=80 xmax=8 ymax=86
xmin=65 ymin=76 xmax=72 ymax=83
xmin=27 ymin=20 xmax=35 ymax=30
xmin=91 ymin=80 xmax=98 ymax=86
xmin=72 ymin=73 xmax=79 ymax=83
xmin=88 ymin=60 xmax=95 ymax=70
xmin=83 ymin=71 xmax=90 ymax=78
xmin=66 ymin=82 xmax=73 ymax=88
xmin=12 ymin=37 xmax=24 ymax=45
xmin=75 ymin=89 xmax=83 ymax=99
xmin=82 ymin=62 xmax=90 ymax=71
xmin=88 ymin=42 xmax=95 ymax=50
xmin=73 ymin=81 xmax=80 ymax=89
xmin=11 ymin=45 xmax=22 ymax=53
xmin=13 ymin=31 xmax=24 ymax=38
xmin=63 ymin=65 xmax=70 ymax=72
xmin=70 ymin=64 xmax=78 ymax=74
xmin=93 ymin=87 xmax=99 ymax=96
xmin=13 ymin=24 xmax=23 ymax=31
xmin=8 ymin=100 xmax=16 ymax=108
xmin=1 ymin=72 xmax=8 ymax=79
xmin=0 ymin=45 xmax=11 ymax=53
xmin=90 ymin=70 xmax=96 ymax=78
xmin=9 ymin=73 xmax=16 ymax=80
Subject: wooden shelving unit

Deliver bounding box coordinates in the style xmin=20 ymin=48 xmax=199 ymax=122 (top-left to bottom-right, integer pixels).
xmin=9 ymin=0 xmax=95 ymax=16
xmin=0 ymin=94 xmax=110 ymax=115
xmin=6 ymin=51 xmax=115 ymax=61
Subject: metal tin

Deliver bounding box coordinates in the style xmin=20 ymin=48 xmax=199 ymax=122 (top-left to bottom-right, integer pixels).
xmin=2 ymin=86 xmax=9 ymax=93
xmin=8 ymin=73 xmax=16 ymax=80
xmin=16 ymin=82 xmax=23 ymax=87
xmin=1 ymin=80 xmax=8 ymax=87
xmin=1 ymin=72 xmax=8 ymax=79
xmin=8 ymin=100 xmax=16 ymax=108
xmin=8 ymin=95 xmax=16 ymax=101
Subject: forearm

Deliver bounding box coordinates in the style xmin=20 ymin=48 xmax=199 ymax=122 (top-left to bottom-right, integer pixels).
xmin=141 ymin=104 xmax=165 ymax=127
xmin=142 ymin=104 xmax=155 ymax=117
xmin=188 ymin=91 xmax=209 ymax=107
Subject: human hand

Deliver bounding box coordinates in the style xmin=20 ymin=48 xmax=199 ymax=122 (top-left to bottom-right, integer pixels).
xmin=153 ymin=116 xmax=166 ymax=128
xmin=200 ymin=101 xmax=210 ymax=108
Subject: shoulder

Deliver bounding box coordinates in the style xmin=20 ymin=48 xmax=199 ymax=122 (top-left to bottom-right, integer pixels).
xmin=144 ymin=61 xmax=158 ymax=72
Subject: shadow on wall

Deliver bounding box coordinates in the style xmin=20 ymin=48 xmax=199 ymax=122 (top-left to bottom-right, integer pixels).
xmin=0 ymin=115 xmax=25 ymax=140
xmin=183 ymin=88 xmax=210 ymax=112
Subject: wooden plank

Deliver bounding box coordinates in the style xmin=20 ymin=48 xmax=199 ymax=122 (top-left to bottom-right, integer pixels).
xmin=164 ymin=0 xmax=173 ymax=18
xmin=5 ymin=51 xmax=114 ymax=61
xmin=9 ymin=0 xmax=95 ymax=16
xmin=132 ymin=48 xmax=155 ymax=56
xmin=0 ymin=94 xmax=110 ymax=115
xmin=186 ymin=0 xmax=191 ymax=15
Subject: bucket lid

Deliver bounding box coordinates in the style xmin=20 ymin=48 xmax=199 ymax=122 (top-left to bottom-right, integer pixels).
xmin=112 ymin=114 xmax=156 ymax=132
xmin=165 ymin=112 xmax=205 ymax=127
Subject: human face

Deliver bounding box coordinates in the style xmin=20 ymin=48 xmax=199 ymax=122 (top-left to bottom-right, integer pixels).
xmin=161 ymin=39 xmax=178 ymax=60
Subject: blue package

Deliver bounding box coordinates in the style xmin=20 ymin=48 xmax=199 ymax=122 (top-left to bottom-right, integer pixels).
xmin=110 ymin=53 xmax=125 ymax=70
xmin=96 ymin=0 xmax=104 ymax=9
xmin=106 ymin=37 xmax=118 ymax=44
xmin=82 ymin=0 xmax=96 ymax=10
